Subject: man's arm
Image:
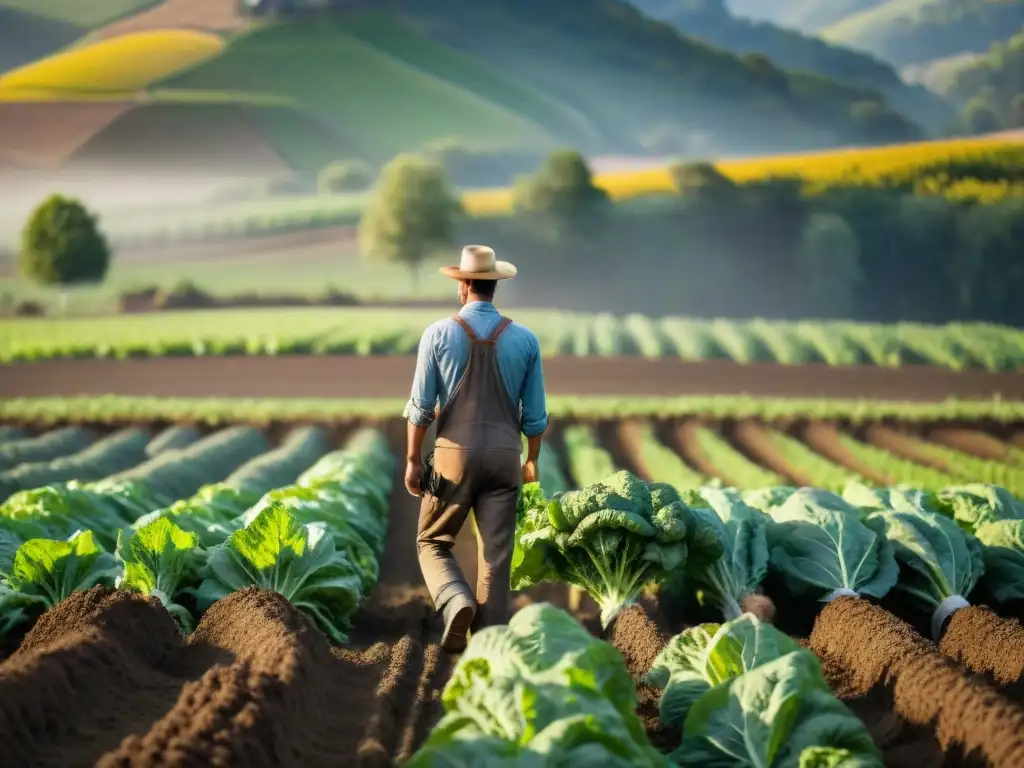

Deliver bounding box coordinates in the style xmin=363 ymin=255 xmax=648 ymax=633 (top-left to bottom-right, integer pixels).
xmin=403 ymin=327 xmax=439 ymax=496
xmin=520 ymin=337 xmax=548 ymax=483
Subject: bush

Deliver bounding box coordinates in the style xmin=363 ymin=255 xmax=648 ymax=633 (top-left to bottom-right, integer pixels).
xmin=421 ymin=138 xmax=546 ymax=187
xmin=318 ymin=160 xmax=375 ymax=194
xmin=20 ymin=194 xmax=110 ymax=287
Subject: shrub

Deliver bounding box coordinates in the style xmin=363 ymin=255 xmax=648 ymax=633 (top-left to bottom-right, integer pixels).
xmin=318 ymin=160 xmax=375 ymax=194
xmin=20 ymin=194 xmax=110 ymax=287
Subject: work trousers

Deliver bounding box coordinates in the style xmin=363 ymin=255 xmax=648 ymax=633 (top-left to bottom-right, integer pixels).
xmin=416 ymin=444 xmax=521 ymax=630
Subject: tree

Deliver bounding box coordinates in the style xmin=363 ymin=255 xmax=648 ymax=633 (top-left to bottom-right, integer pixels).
xmin=318 ymin=160 xmax=374 ymax=194
xmin=511 ymin=150 xmax=609 ymax=239
xmin=796 ymin=212 xmax=863 ymax=317
xmin=359 ymin=154 xmax=462 ymax=292
xmin=20 ymin=194 xmax=110 ymax=292
xmin=849 ymin=100 xmax=920 ymax=143
xmin=670 ymin=161 xmax=738 ymax=204
xmin=963 ymin=98 xmax=1001 ymax=135
xmin=1010 ymin=94 xmax=1024 ymax=129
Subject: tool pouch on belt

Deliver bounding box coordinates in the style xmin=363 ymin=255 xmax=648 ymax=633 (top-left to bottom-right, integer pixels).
xmin=419 ymin=451 xmax=441 ymax=497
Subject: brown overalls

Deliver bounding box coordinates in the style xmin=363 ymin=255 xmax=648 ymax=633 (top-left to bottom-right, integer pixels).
xmin=416 ymin=315 xmax=523 ymax=630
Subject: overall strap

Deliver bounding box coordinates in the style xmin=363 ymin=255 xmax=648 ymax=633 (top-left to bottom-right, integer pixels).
xmin=487 ymin=316 xmax=514 ymax=343
xmin=451 ymin=314 xmax=478 ymax=341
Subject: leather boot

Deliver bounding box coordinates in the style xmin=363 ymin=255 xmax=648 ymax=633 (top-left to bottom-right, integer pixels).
xmin=435 ymin=581 xmax=476 ymax=653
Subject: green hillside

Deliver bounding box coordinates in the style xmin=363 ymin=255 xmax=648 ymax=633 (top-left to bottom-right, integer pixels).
xmin=392 ymin=0 xmax=921 ymax=152
xmin=632 ymin=0 xmax=952 ymax=130
xmin=824 ymin=0 xmax=1024 ymax=67
xmin=0 ymin=0 xmax=158 ymax=27
xmin=0 ymin=7 xmax=80 ymax=74
xmin=725 ymin=0 xmax=886 ymax=30
xmin=939 ymin=27 xmax=1024 ymax=127
xmin=161 ymin=16 xmax=556 ymax=165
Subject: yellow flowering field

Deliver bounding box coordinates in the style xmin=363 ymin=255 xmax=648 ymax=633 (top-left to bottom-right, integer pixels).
xmin=461 ymin=136 xmax=1024 ymax=214
xmin=0 ymin=30 xmax=225 ymax=95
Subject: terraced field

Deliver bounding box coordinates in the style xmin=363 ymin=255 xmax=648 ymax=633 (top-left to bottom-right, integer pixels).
xmin=1 ymin=409 xmax=1024 ymax=765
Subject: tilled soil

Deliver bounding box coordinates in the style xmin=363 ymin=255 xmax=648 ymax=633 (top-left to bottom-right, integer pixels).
xmin=608 ymin=594 xmax=679 ymax=753
xmin=802 ymin=421 xmax=895 ymax=485
xmin=728 ymin=420 xmax=815 ymax=485
xmin=940 ymin=606 xmax=1024 ymax=702
xmin=809 ymin=596 xmax=1024 ymax=767
xmin=927 ymin=428 xmax=1024 ymax=465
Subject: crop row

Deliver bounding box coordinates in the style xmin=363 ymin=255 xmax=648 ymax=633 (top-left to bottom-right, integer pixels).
xmin=4 ymin=310 xmax=1024 ymax=370
xmin=0 ymin=425 xmax=394 ymax=644
xmin=423 ymin=466 xmax=1024 ymax=763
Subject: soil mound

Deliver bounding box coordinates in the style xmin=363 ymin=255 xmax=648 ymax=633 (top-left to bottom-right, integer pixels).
xmin=609 ymin=594 xmax=678 ymax=753
xmin=809 ymin=596 xmax=1024 ymax=767
xmin=0 ymin=587 xmax=189 ymax=767
xmin=940 ymin=606 xmax=1024 ymax=700
xmin=98 ymin=586 xmax=386 ymax=767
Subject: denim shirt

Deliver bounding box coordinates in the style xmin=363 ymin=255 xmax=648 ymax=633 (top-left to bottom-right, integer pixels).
xmin=403 ymin=302 xmax=549 ymax=437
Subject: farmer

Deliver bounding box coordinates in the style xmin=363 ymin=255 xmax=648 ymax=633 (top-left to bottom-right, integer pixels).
xmin=403 ymin=245 xmax=548 ymax=653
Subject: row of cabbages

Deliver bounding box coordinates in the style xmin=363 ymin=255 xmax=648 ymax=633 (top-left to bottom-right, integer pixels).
xmin=0 ymin=429 xmax=394 ymax=642
xmin=514 ymin=472 xmax=1024 ymax=637
xmin=411 ymin=603 xmax=882 ymax=766
xmin=414 ymin=474 xmax=1024 ymax=766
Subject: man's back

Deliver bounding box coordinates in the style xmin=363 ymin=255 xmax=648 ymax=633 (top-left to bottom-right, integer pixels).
xmin=403 ymin=300 xmax=548 ymax=438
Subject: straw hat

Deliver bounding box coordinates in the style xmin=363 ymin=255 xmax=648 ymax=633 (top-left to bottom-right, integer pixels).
xmin=439 ymin=245 xmax=517 ymax=281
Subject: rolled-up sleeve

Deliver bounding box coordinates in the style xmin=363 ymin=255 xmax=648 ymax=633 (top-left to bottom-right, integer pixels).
xmin=520 ymin=337 xmax=548 ymax=437
xmin=403 ymin=326 xmax=438 ymax=427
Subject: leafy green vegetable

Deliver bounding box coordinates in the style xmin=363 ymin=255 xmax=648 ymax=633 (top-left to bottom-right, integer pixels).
xmin=765 ymin=488 xmax=898 ymax=601
xmin=842 ymin=481 xmax=941 ymax=516
xmin=408 ymin=603 xmax=667 ymax=766
xmin=934 ymin=484 xmax=1024 ymax=531
xmin=512 ymin=471 xmax=723 ymax=627
xmin=973 ymin=519 xmax=1024 ymax=603
xmin=742 ymin=486 xmax=799 ymax=514
xmin=865 ymin=505 xmax=985 ymax=639
xmin=0 ymin=483 xmax=136 ymax=549
xmin=674 ymin=650 xmax=883 ymax=767
xmin=132 ymin=483 xmax=261 ymax=547
xmin=116 ymin=517 xmax=204 ymax=632
xmin=648 ymin=614 xmax=800 ymax=728
xmin=675 ymin=487 xmax=770 ymax=620
xmin=195 ymin=503 xmax=363 ymax=644
xmin=7 ymin=530 xmax=119 ymax=613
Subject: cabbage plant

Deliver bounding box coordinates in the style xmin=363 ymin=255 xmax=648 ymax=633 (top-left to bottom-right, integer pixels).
xmin=408 ymin=603 xmax=667 ymax=766
xmin=116 ymin=517 xmax=205 ymax=632
xmin=512 ymin=472 xmax=723 ymax=627
xmin=195 ymin=503 xmax=363 ymax=644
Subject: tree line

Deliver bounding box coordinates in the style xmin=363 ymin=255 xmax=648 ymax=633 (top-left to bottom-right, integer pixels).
xmin=361 ymin=150 xmax=1024 ymax=325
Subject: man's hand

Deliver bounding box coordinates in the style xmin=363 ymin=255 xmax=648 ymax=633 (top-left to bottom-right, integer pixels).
xmin=405 ymin=460 xmax=423 ymax=497
xmin=522 ymin=459 xmax=538 ymax=484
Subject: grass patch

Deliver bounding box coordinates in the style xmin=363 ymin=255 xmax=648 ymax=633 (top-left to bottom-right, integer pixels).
xmin=0 ymin=0 xmax=160 ymax=28
xmin=160 ymin=17 xmax=553 ymax=164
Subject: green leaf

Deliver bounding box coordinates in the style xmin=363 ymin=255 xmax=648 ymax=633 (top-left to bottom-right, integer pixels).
xmin=974 ymin=519 xmax=1024 ymax=603
xmin=195 ymin=503 xmax=363 ymax=644
xmin=649 ymin=614 xmax=800 ymax=728
xmin=765 ymin=489 xmax=898 ymax=600
xmin=935 ymin=484 xmax=1024 ymax=531
xmin=116 ymin=517 xmax=203 ymax=632
xmin=10 ymin=530 xmax=119 ymax=609
xmin=676 ymin=650 xmax=882 ymax=767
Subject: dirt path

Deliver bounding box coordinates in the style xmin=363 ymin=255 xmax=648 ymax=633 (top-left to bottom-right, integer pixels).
xmin=927 ymin=428 xmax=1024 ymax=466
xmin=729 ymin=421 xmax=814 ymax=485
xmin=863 ymin=424 xmax=952 ymax=472
xmin=802 ymin=422 xmax=894 ymax=485
xmin=2 ymin=357 xmax=1023 ymax=400
xmin=672 ymin=420 xmax=735 ymax=484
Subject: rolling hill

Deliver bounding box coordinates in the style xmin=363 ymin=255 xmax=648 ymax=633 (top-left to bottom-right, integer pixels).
xmin=725 ymin=0 xmax=887 ymax=30
xmin=0 ymin=0 xmax=933 ymax=182
xmin=628 ymin=0 xmax=953 ymax=130
xmin=823 ymin=0 xmax=1024 ymax=67
xmin=935 ymin=27 xmax=1024 ymax=126
xmin=0 ymin=7 xmax=81 ymax=74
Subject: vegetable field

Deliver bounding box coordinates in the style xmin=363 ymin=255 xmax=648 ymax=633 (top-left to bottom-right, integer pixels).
xmin=2 ymin=412 xmax=1024 ymax=765
xmin=4 ymin=310 xmax=1024 ymax=371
